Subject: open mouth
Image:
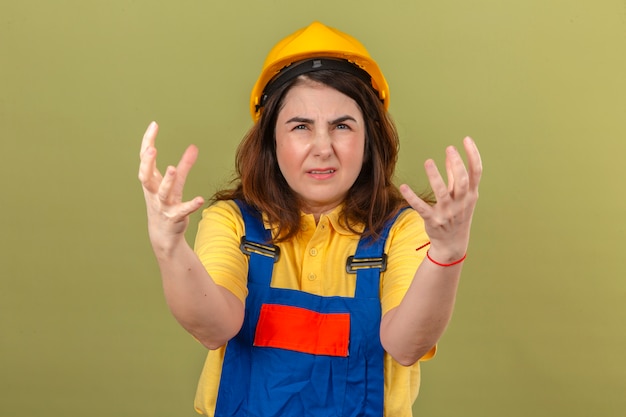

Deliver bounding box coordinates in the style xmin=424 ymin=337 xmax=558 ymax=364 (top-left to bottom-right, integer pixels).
xmin=309 ymin=169 xmax=336 ymax=174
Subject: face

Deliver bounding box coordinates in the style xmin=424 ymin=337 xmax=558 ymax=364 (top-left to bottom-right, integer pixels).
xmin=275 ymin=79 xmax=365 ymax=219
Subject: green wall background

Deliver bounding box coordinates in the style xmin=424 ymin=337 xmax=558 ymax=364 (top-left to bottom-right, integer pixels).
xmin=2 ymin=1 xmax=625 ymax=416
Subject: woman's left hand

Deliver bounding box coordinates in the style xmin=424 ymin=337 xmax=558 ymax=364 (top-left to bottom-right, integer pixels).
xmin=399 ymin=136 xmax=483 ymax=263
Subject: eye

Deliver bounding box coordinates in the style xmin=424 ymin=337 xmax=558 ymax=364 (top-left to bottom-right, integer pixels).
xmin=336 ymin=123 xmax=351 ymax=130
xmin=293 ymin=124 xmax=308 ymax=130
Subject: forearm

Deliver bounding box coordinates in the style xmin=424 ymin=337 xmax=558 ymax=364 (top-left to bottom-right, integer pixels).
xmin=138 ymin=122 xmax=243 ymax=349
xmin=384 ymin=136 xmax=481 ymax=366
xmin=153 ymin=238 xmax=244 ymax=350
xmin=380 ymin=253 xmax=463 ymax=366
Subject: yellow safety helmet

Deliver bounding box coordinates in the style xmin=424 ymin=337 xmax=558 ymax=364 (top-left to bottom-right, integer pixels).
xmin=250 ymin=21 xmax=390 ymax=121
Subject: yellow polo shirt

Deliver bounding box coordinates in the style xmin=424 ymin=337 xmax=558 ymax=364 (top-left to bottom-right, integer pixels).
xmin=193 ymin=200 xmax=435 ymax=417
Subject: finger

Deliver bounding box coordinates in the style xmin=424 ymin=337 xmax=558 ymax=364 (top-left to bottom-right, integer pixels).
xmin=178 ymin=196 xmax=206 ymax=219
xmin=170 ymin=145 xmax=199 ymax=200
xmin=463 ymin=136 xmax=483 ymax=191
xmin=138 ymin=145 xmax=162 ymax=192
xmin=423 ymin=158 xmax=450 ymax=204
xmin=445 ymin=148 xmax=454 ymax=193
xmin=163 ymin=196 xmax=206 ymax=224
xmin=138 ymin=122 xmax=161 ymax=190
xmin=140 ymin=121 xmax=159 ymax=157
xmin=399 ymin=183 xmax=432 ymax=218
xmin=446 ymin=145 xmax=470 ymax=200
xmin=158 ymin=165 xmax=177 ymax=203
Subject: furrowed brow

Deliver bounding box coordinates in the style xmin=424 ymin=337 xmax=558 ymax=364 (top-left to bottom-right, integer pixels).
xmin=329 ymin=115 xmax=357 ymax=125
xmin=286 ymin=117 xmax=314 ymax=124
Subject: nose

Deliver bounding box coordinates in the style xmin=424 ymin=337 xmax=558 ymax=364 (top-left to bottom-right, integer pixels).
xmin=312 ymin=130 xmax=333 ymax=159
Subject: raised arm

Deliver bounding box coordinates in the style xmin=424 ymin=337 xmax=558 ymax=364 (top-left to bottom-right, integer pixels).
xmin=138 ymin=122 xmax=244 ymax=349
xmin=380 ymin=136 xmax=483 ymax=366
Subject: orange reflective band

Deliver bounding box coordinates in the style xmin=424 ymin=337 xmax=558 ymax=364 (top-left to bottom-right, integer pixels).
xmin=254 ymin=304 xmax=350 ymax=357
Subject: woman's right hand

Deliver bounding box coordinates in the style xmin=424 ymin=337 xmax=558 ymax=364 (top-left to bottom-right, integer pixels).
xmin=138 ymin=122 xmax=205 ymax=256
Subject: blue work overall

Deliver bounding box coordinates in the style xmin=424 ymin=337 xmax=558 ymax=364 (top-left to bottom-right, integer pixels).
xmin=215 ymin=201 xmax=403 ymax=417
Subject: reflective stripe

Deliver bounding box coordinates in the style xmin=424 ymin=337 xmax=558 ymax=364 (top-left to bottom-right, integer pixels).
xmin=254 ymin=303 xmax=350 ymax=357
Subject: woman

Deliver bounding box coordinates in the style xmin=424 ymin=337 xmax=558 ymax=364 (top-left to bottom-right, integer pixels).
xmin=139 ymin=21 xmax=482 ymax=417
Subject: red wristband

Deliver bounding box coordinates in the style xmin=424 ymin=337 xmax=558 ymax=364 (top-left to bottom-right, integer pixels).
xmin=426 ymin=250 xmax=467 ymax=267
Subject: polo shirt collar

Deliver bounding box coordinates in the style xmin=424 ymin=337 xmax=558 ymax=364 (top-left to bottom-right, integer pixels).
xmin=262 ymin=205 xmax=364 ymax=236
xmin=302 ymin=205 xmax=364 ymax=236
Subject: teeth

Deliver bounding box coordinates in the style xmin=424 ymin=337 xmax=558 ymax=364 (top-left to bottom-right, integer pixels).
xmin=311 ymin=170 xmax=335 ymax=174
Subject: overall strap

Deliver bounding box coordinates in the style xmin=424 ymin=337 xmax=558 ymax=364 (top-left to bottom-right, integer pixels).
xmin=351 ymin=207 xmax=409 ymax=299
xmin=234 ymin=199 xmax=278 ymax=286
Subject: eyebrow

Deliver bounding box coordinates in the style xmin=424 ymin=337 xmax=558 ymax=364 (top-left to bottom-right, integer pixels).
xmin=285 ymin=115 xmax=358 ymax=125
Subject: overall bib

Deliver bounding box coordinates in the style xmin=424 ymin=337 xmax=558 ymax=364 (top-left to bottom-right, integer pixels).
xmin=215 ymin=201 xmax=402 ymax=417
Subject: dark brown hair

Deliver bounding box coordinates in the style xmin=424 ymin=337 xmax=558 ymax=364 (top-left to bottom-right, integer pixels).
xmin=212 ymin=70 xmax=409 ymax=242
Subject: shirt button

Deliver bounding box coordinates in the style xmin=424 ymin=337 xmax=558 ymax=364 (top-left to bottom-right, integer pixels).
xmin=309 ymin=248 xmax=318 ymax=256
xmin=307 ymin=273 xmax=317 ymax=281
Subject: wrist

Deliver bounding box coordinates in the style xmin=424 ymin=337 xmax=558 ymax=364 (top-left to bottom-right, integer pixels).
xmin=414 ymin=242 xmax=468 ymax=267
xmin=149 ymin=232 xmax=188 ymax=260
xmin=426 ymin=249 xmax=466 ymax=267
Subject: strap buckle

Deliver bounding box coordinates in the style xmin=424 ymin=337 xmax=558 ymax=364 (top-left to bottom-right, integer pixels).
xmin=240 ymin=237 xmax=280 ymax=262
xmin=345 ymin=254 xmax=387 ymax=274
